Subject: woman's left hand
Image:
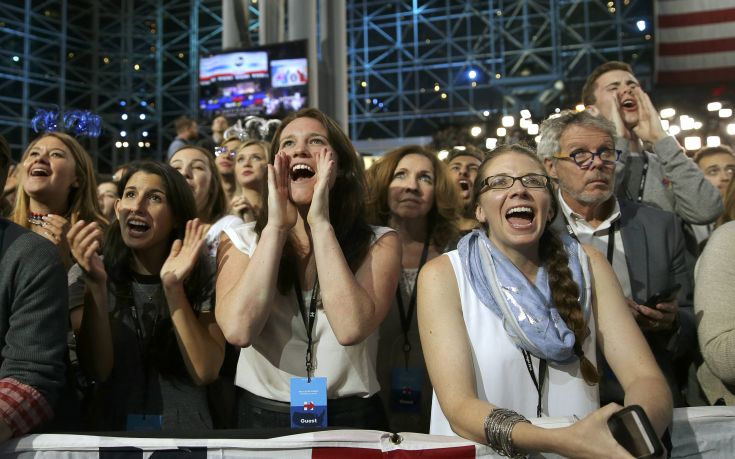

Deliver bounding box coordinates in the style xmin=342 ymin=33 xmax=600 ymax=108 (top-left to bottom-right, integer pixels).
xmin=161 ymin=218 xmax=210 ymax=288
xmin=307 ymin=148 xmax=336 ymax=229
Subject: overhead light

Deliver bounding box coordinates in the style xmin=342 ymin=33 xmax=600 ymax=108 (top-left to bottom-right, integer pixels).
xmin=707 ymin=136 xmax=721 ymax=147
xmin=661 ymin=119 xmax=670 ymax=130
xmin=668 ymin=125 xmax=681 ymax=136
xmin=680 ymin=116 xmax=695 ymax=131
xmin=683 ymin=136 xmax=701 ymax=151
xmin=636 ymin=20 xmax=647 ymax=32
xmin=482 ymin=110 xmax=490 ymax=117
xmin=121 ymin=114 xmax=128 ymax=120
xmin=139 ymin=114 xmax=146 ymax=120
xmin=122 ymin=141 xmax=129 ymax=148
xmin=142 ymin=131 xmax=149 ymax=137
xmin=727 ymin=123 xmax=735 ymax=135
xmin=693 ymin=121 xmax=703 ymax=130
xmin=501 ymin=116 xmax=515 ymax=127
xmin=660 ymin=108 xmax=675 ymax=119
xmin=519 ymin=118 xmax=531 ymax=129
xmin=438 ymin=150 xmax=449 ymax=160
xmin=485 ymin=138 xmax=498 ymax=150
xmin=138 ymin=141 xmax=144 ymax=148
xmin=468 ymin=69 xmax=477 ymax=80
xmin=575 ymin=104 xmax=585 ymax=112
xmin=707 ymin=102 xmax=723 ymax=112
xmin=497 ymin=127 xmax=507 ymax=137
xmin=470 ymin=126 xmax=483 ymax=137
xmin=527 ymin=124 xmax=539 ymax=135
xmin=115 ymin=141 xmax=122 ymax=148
xmin=120 ymin=130 xmax=127 ymax=137
xmin=454 ymin=146 xmax=467 ymax=151
xmin=719 ymin=108 xmax=733 ymax=118
xmin=520 ymin=109 xmax=531 ymax=119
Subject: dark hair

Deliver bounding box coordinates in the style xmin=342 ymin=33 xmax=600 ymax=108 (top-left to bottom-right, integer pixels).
xmin=443 ymin=144 xmax=485 ymax=165
xmin=718 ymin=177 xmax=735 ymax=228
xmin=256 ymin=108 xmax=373 ymax=293
xmin=0 ymin=134 xmax=9 ymax=170
xmin=694 ymin=145 xmax=735 ymax=165
xmin=174 ymin=115 xmax=195 ymax=134
xmin=365 ymin=144 xmax=461 ymax=249
xmin=475 ymin=144 xmax=599 ymax=385
xmin=104 ymin=160 xmax=212 ymax=377
xmin=169 ymin=145 xmax=228 ymax=223
xmin=581 ymin=61 xmax=634 ymax=106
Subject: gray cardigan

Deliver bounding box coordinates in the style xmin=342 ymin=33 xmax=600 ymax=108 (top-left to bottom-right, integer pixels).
xmin=616 ymin=135 xmax=723 ymax=225
xmin=0 ymin=219 xmax=67 ymax=412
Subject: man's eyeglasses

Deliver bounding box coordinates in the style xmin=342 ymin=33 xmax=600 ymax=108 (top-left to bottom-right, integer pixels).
xmin=478 ymin=173 xmax=550 ymax=194
xmin=214 ymin=146 xmax=237 ymax=159
xmin=553 ymin=148 xmax=621 ymax=168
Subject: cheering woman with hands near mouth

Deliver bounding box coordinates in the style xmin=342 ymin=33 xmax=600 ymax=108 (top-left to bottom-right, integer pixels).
xmin=216 ymin=108 xmax=401 ymax=429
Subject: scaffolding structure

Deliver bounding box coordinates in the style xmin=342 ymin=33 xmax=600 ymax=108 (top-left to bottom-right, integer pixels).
xmin=0 ymin=0 xmax=259 ymax=169
xmin=347 ymin=0 xmax=654 ymax=140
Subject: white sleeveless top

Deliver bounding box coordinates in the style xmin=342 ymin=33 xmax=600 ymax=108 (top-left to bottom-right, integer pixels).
xmin=430 ymin=251 xmax=600 ymax=435
xmin=224 ymin=222 xmax=394 ymax=401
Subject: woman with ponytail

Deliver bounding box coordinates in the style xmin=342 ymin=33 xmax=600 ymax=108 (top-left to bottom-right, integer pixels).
xmin=418 ymin=145 xmax=671 ymax=458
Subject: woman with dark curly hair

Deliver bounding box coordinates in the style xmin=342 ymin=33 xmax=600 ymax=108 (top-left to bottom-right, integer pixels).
xmin=419 ymin=144 xmax=672 ymax=457
xmin=215 ymin=108 xmax=401 ymax=429
xmin=67 ymin=161 xmax=224 ymax=431
xmin=365 ymin=144 xmax=461 ymax=433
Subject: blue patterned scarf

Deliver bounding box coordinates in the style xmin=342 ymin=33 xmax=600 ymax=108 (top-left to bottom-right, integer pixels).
xmin=457 ymin=229 xmax=591 ymax=363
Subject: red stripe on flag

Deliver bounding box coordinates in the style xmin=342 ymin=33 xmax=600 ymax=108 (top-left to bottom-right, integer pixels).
xmin=658 ymin=8 xmax=735 ymax=27
xmin=657 ymin=67 xmax=735 ymax=85
xmin=311 ymin=445 xmax=477 ymax=458
xmin=659 ymin=37 xmax=735 ymax=55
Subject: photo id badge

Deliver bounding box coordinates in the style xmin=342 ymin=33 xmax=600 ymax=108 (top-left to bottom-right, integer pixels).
xmin=126 ymin=413 xmax=163 ymax=431
xmin=391 ymin=367 xmax=423 ymax=413
xmin=290 ymin=377 xmax=328 ymax=428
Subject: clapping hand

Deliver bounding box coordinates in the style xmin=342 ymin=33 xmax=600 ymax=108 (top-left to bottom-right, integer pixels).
xmin=160 ymin=218 xmax=210 ymax=288
xmin=68 ymin=220 xmax=107 ymax=285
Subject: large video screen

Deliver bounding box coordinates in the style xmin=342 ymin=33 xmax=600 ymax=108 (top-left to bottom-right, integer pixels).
xmin=199 ymin=39 xmax=308 ymax=121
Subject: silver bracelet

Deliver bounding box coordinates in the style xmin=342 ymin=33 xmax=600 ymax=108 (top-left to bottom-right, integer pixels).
xmin=483 ymin=408 xmax=530 ymax=459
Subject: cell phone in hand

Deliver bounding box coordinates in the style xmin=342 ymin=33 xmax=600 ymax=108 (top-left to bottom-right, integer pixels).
xmin=608 ymin=405 xmax=664 ymax=459
xmin=645 ymin=283 xmax=681 ymax=308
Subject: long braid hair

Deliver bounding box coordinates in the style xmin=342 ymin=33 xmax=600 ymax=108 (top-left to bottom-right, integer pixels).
xmin=476 ymin=144 xmax=599 ymax=385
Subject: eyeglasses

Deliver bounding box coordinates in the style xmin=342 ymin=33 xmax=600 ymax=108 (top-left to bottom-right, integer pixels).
xmin=214 ymin=146 xmax=237 ymax=159
xmin=478 ymin=173 xmax=550 ymax=194
xmin=704 ymin=165 xmax=735 ymax=177
xmin=553 ymin=148 xmax=621 ymax=168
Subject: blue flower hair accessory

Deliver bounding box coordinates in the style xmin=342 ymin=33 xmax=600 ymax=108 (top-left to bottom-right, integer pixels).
xmin=31 ymin=107 xmax=102 ymax=138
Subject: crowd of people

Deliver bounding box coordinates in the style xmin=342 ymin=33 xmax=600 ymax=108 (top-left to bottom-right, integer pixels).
xmin=0 ymin=60 xmax=734 ymax=457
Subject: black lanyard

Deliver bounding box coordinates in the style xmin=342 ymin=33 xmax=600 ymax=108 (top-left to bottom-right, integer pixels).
xmin=521 ymin=349 xmax=547 ymax=417
xmin=563 ymin=215 xmax=618 ymax=265
xmin=294 ymin=277 xmax=320 ymax=382
xmin=635 ymin=153 xmax=649 ymax=203
xmin=395 ymin=238 xmax=431 ymax=368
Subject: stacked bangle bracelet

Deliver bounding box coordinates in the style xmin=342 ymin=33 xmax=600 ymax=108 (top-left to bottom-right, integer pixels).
xmin=483 ymin=408 xmax=530 ymax=459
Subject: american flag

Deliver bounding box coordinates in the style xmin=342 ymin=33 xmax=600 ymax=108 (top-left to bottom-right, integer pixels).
xmin=655 ymin=0 xmax=735 ymax=85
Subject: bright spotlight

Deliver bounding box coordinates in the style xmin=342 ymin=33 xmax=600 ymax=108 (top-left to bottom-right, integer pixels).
xmin=684 ymin=136 xmax=702 ymax=151
xmin=485 ymin=138 xmax=498 ymax=150
xmin=720 ymin=108 xmax=733 ymax=118
xmin=501 ymin=116 xmax=515 ymax=127
xmin=668 ymin=125 xmax=681 ymax=136
xmin=468 ymin=70 xmax=477 ymax=80
xmin=438 ymin=150 xmax=449 ymax=160
xmin=520 ymin=109 xmax=531 ymax=119
xmin=707 ymin=102 xmax=723 ymax=112
xmin=122 ymin=141 xmax=129 ymax=148
xmin=707 ymin=136 xmax=721 ymax=147
xmin=120 ymin=130 xmax=127 ymax=137
xmin=138 ymin=141 xmax=144 ymax=148
xmin=142 ymin=131 xmax=149 ymax=137
xmin=660 ymin=108 xmax=676 ymax=119
xmin=519 ymin=118 xmax=531 ymax=130
xmin=121 ymin=114 xmax=128 ymax=120
xmin=728 ymin=124 xmax=735 ymax=135
xmin=482 ymin=110 xmax=490 ymax=117
xmin=470 ymin=126 xmax=483 ymax=137
xmin=114 ymin=141 xmax=123 ymax=148
xmin=527 ymin=124 xmax=539 ymax=135
xmin=497 ymin=127 xmax=507 ymax=137
xmin=636 ymin=20 xmax=647 ymax=32
xmin=139 ymin=114 xmax=146 ymax=120
xmin=680 ymin=116 xmax=695 ymax=131
xmin=575 ymin=104 xmax=585 ymax=112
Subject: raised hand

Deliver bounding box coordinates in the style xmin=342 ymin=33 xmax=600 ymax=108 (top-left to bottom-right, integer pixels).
xmin=588 ymin=92 xmax=628 ymax=139
xmin=306 ymin=147 xmax=336 ymax=229
xmin=160 ymin=218 xmax=209 ymax=288
xmin=266 ymin=152 xmax=298 ymax=231
xmin=631 ymin=87 xmax=668 ymax=144
xmin=68 ymin=219 xmax=107 ymax=285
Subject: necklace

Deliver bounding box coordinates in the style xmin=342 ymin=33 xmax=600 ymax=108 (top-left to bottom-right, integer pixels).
xmin=27 ymin=211 xmax=49 ymax=226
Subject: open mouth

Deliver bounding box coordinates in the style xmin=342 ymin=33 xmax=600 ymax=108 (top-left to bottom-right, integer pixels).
xmin=30 ymin=168 xmax=50 ymax=177
xmin=290 ymin=164 xmax=315 ymax=182
xmin=127 ymin=219 xmax=151 ymax=235
xmin=505 ymin=206 xmax=535 ymax=228
xmin=459 ymin=179 xmax=470 ymax=191
xmin=621 ymin=99 xmax=637 ymax=110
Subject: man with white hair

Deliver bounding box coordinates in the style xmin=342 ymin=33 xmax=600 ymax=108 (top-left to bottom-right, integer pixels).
xmin=537 ymin=110 xmax=693 ymax=407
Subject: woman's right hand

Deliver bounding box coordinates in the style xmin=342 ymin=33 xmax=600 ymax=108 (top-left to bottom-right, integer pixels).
xmin=68 ymin=220 xmax=107 ymax=285
xmin=554 ymin=403 xmax=635 ymax=459
xmin=266 ymin=152 xmax=297 ymax=231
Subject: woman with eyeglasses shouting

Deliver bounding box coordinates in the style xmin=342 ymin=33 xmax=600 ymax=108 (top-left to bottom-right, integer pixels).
xmin=418 ymin=144 xmax=671 ymax=458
